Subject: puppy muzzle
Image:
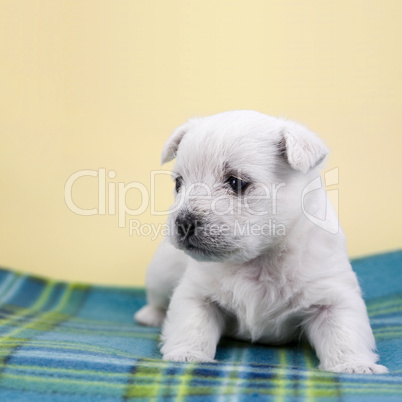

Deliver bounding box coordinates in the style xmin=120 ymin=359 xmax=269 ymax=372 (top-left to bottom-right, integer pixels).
xmin=175 ymin=212 xmax=201 ymax=243
xmin=173 ymin=211 xmax=241 ymax=261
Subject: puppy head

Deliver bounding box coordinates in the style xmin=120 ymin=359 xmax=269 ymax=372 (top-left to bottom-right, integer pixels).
xmin=161 ymin=110 xmax=328 ymax=263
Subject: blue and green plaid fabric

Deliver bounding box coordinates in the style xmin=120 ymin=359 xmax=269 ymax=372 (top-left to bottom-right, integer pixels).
xmin=0 ymin=251 xmax=401 ymax=401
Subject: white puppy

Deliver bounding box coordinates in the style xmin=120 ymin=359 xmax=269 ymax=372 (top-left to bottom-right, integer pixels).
xmin=135 ymin=110 xmax=387 ymax=374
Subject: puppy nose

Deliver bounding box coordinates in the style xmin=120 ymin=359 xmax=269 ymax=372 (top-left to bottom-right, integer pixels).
xmin=176 ymin=213 xmax=199 ymax=239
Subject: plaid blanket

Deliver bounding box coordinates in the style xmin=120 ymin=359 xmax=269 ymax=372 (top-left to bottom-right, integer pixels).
xmin=0 ymin=251 xmax=401 ymax=401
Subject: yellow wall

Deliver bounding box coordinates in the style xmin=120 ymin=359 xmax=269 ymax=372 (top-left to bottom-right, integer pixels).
xmin=1 ymin=1 xmax=401 ymax=286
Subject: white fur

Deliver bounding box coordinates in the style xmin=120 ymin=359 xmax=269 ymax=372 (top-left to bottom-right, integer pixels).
xmin=134 ymin=110 xmax=387 ymax=374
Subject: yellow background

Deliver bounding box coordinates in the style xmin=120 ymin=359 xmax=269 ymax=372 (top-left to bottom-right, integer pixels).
xmin=1 ymin=1 xmax=401 ymax=286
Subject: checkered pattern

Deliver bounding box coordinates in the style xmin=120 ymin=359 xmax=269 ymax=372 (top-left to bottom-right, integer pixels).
xmin=0 ymin=251 xmax=401 ymax=401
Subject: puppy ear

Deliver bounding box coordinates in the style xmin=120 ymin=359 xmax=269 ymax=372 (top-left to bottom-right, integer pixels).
xmin=280 ymin=121 xmax=329 ymax=173
xmin=161 ymin=123 xmax=188 ymax=164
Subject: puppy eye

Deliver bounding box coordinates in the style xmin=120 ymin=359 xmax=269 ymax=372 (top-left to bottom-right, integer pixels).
xmin=227 ymin=176 xmax=248 ymax=194
xmin=175 ymin=176 xmax=183 ymax=192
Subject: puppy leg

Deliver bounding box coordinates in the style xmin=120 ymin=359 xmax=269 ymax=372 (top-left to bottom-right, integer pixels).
xmin=134 ymin=240 xmax=187 ymax=327
xmin=303 ymin=299 xmax=388 ymax=374
xmin=135 ymin=305 xmax=166 ymax=327
xmin=134 ymin=278 xmax=170 ymax=327
xmin=161 ymin=280 xmax=225 ymax=362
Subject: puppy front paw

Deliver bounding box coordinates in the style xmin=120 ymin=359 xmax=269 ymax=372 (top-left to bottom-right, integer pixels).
xmin=163 ymin=351 xmax=216 ymax=363
xmin=134 ymin=305 xmax=166 ymax=327
xmin=320 ymin=362 xmax=388 ymax=374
